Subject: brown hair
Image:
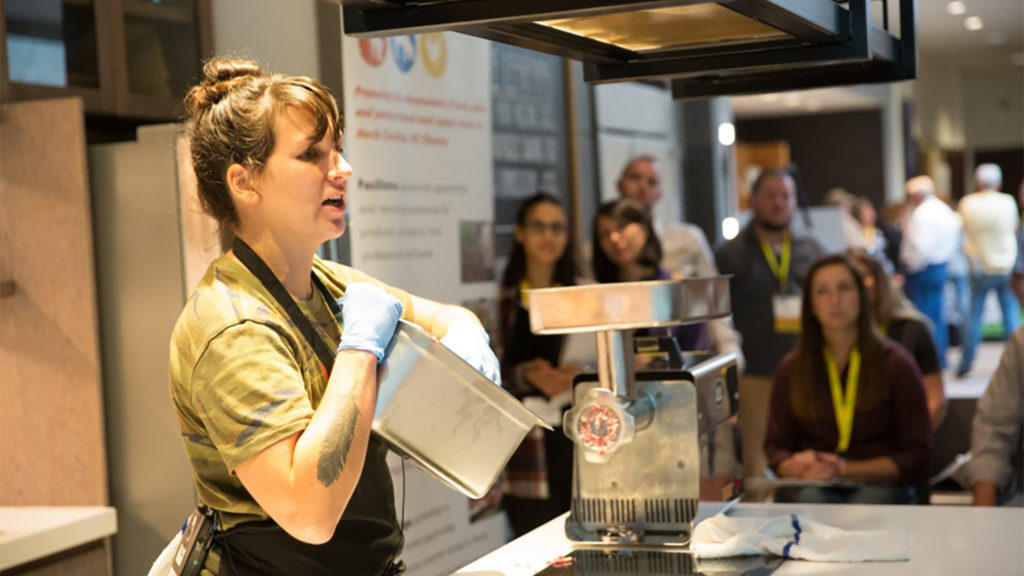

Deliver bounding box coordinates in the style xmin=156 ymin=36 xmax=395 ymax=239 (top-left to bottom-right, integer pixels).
xmin=790 ymin=254 xmax=886 ymax=420
xmin=592 ymin=198 xmax=662 ymax=283
xmin=846 ymin=248 xmax=927 ymax=329
xmin=184 ymin=56 xmax=342 ymax=248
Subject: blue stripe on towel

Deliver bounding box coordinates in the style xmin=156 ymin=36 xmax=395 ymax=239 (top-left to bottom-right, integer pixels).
xmin=782 ymin=514 xmax=802 ymax=559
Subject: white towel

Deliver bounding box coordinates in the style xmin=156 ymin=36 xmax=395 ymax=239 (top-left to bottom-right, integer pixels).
xmin=692 ymin=513 xmax=910 ymax=562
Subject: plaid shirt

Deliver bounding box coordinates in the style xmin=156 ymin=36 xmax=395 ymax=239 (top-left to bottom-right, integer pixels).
xmin=499 ymin=285 xmax=562 ymax=499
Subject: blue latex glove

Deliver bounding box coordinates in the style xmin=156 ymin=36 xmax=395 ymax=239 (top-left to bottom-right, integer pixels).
xmin=441 ymin=320 xmax=501 ymax=385
xmin=337 ymin=283 xmax=403 ymax=363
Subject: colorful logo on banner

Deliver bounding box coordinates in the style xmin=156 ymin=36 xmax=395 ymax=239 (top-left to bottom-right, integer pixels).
xmin=359 ymin=34 xmax=447 ymax=77
xmin=390 ymin=36 xmax=417 ymax=73
xmin=359 ymin=38 xmax=387 ymax=67
xmin=420 ymin=34 xmax=447 ymax=78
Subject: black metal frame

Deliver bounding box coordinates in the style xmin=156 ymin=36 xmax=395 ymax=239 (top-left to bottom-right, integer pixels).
xmin=671 ymin=0 xmax=916 ymax=98
xmin=340 ymin=0 xmax=849 ymax=63
xmin=339 ymin=0 xmax=917 ymax=99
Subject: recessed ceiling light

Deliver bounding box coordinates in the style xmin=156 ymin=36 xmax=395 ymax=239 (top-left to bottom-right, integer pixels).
xmin=988 ymin=31 xmax=1006 ymax=45
xmin=965 ymin=16 xmax=984 ymax=31
xmin=947 ymin=1 xmax=967 ymax=16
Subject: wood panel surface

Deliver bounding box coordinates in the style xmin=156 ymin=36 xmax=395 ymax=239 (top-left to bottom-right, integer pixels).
xmin=0 ymin=98 xmax=111 ymax=575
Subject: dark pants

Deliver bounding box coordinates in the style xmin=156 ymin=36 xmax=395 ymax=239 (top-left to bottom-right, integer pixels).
xmin=905 ymin=263 xmax=949 ymax=368
xmin=503 ymin=429 xmax=574 ymax=537
xmin=957 ymin=272 xmax=1021 ymax=372
xmin=774 ymin=484 xmax=918 ymax=505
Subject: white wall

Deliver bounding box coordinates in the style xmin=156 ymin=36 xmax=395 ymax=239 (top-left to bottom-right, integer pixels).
xmin=962 ymin=66 xmax=1024 ymax=151
xmin=594 ymin=82 xmax=682 ymax=223
xmin=211 ymin=0 xmax=319 ymax=77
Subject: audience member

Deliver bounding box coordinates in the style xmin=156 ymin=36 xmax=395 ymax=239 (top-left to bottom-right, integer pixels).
xmin=498 ymin=192 xmax=579 ymax=536
xmin=593 ymin=198 xmax=709 ymax=353
xmin=965 ymin=327 xmax=1023 ymax=507
xmin=823 ymin=187 xmax=865 ymax=249
xmin=716 ymin=168 xmax=825 ymax=478
xmin=615 ymin=155 xmax=743 ymax=369
xmin=765 ymin=255 xmax=932 ymax=504
xmin=848 ymin=249 xmax=946 ymax=431
xmin=852 ymin=196 xmax=896 ymax=273
xmin=900 ymin=176 xmax=962 ymax=368
xmin=956 ymin=163 xmax=1021 ymax=377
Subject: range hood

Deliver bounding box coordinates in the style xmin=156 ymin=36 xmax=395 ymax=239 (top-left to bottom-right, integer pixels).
xmin=339 ymin=0 xmax=916 ymax=98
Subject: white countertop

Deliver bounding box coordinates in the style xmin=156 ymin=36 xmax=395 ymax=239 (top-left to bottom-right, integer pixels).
xmin=456 ymin=503 xmax=1024 ymax=575
xmin=0 ymin=506 xmax=118 ymax=570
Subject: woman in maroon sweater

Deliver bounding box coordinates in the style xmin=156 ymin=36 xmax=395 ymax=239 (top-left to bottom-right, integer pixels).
xmin=765 ymin=254 xmax=932 ymax=504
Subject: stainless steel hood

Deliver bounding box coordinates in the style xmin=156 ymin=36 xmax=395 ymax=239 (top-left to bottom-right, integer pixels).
xmin=339 ymin=0 xmax=916 ymax=98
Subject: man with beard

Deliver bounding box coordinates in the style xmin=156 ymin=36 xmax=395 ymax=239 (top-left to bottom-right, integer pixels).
xmin=715 ymin=167 xmax=825 ymax=481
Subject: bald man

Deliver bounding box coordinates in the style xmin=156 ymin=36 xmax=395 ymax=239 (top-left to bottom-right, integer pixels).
xmin=901 ymin=175 xmax=962 ymax=368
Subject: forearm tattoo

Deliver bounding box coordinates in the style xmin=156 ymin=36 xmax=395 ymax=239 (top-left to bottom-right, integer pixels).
xmin=317 ymin=395 xmax=361 ymax=487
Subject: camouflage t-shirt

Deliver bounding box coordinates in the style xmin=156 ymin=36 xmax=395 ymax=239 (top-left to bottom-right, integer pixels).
xmin=169 ymin=253 xmax=413 ymax=530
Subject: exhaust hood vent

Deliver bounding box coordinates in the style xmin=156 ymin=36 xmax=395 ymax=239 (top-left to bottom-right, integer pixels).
xmin=340 ymin=0 xmax=916 ymax=98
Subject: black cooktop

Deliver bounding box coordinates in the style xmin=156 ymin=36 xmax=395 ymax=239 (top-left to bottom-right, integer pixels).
xmin=532 ymin=549 xmax=782 ymax=576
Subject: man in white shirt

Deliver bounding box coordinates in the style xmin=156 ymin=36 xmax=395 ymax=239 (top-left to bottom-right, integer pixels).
xmin=900 ymin=175 xmax=962 ymax=368
xmin=615 ymin=155 xmax=744 ymax=369
xmin=955 ymin=164 xmax=1021 ymax=377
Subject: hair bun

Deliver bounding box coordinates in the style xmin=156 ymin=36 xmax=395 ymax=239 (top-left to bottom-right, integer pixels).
xmin=185 ymin=57 xmax=262 ymax=118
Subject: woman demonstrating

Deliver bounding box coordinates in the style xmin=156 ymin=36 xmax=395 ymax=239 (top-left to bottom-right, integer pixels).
xmin=848 ymin=249 xmax=947 ymax=431
xmin=593 ymin=199 xmax=709 ymax=353
xmin=170 ymin=58 xmax=498 ymax=575
xmin=765 ymin=255 xmax=932 ymax=504
xmin=499 ymin=192 xmax=579 ymax=536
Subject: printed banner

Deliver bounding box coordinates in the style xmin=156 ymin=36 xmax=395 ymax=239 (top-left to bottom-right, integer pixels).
xmin=342 ymin=30 xmax=505 ymax=576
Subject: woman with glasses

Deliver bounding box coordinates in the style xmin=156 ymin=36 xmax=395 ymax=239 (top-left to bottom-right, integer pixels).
xmin=499 ymin=192 xmax=580 ymax=536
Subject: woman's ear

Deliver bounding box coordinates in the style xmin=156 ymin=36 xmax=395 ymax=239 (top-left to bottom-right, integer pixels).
xmin=226 ymin=163 xmax=260 ymax=206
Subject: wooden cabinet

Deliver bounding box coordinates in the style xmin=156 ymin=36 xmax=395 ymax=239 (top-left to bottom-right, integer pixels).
xmin=1 ymin=0 xmax=212 ymax=120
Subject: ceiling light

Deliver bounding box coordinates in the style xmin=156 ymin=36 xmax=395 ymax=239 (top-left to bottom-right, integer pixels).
xmin=718 ymin=122 xmax=736 ymax=146
xmin=987 ymin=31 xmax=1006 ymax=45
xmin=946 ymin=2 xmax=966 ymax=16
xmin=964 ymin=16 xmax=983 ymax=31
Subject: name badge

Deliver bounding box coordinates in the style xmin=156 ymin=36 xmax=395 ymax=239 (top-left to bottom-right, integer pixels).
xmin=772 ymin=294 xmax=802 ymax=334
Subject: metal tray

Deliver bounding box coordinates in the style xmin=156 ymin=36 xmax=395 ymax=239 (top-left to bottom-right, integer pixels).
xmin=374 ymin=321 xmax=551 ymax=499
xmin=527 ymin=278 xmax=732 ymax=335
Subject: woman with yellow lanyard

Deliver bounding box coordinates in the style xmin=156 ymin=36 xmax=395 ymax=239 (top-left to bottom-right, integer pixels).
xmin=764 ymin=254 xmax=932 ymax=504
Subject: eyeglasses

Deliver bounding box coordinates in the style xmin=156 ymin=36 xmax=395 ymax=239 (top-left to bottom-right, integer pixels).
xmin=524 ymin=220 xmax=568 ymax=236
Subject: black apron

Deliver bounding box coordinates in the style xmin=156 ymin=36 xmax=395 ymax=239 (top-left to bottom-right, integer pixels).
xmin=219 ymin=239 xmax=404 ymax=576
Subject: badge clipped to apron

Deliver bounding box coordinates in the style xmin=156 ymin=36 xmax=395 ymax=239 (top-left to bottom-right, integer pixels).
xmin=759 ymin=232 xmax=801 ymax=334
xmin=171 ymin=506 xmax=217 ymax=576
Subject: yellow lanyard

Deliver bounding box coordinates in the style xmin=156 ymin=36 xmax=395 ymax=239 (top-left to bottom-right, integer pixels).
xmin=758 ymin=232 xmax=792 ymax=292
xmin=519 ymin=279 xmax=560 ymax=308
xmin=824 ymin=347 xmax=860 ymax=454
xmin=519 ymin=279 xmax=532 ymax=308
